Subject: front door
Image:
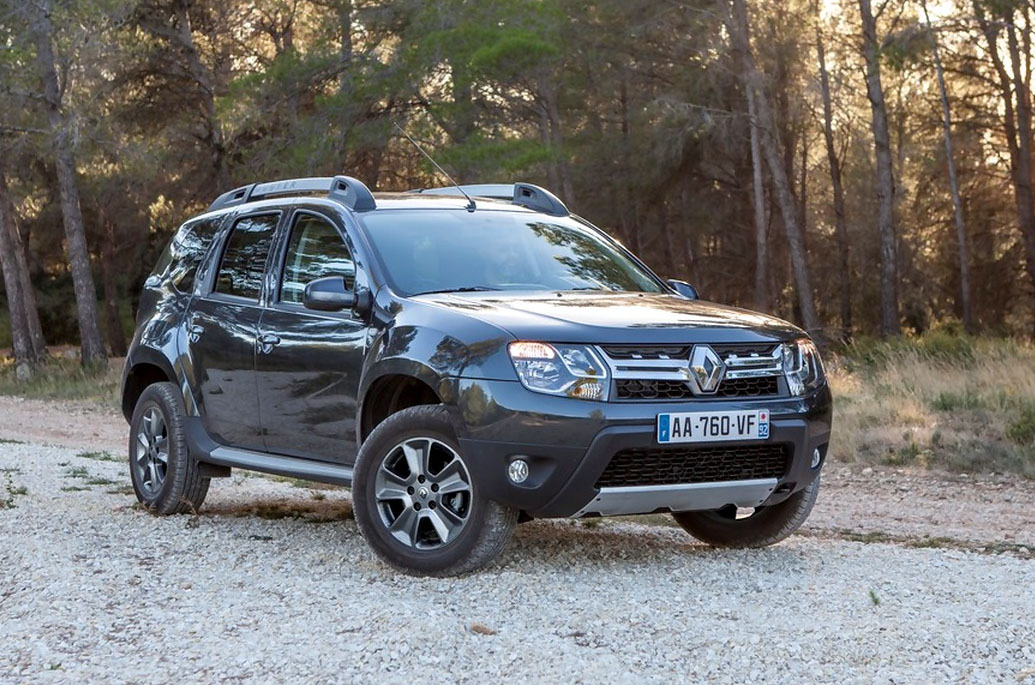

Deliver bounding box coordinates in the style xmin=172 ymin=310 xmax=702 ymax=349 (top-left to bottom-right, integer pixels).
xmin=185 ymin=212 xmax=280 ymax=451
xmin=255 ymin=210 xmax=367 ymax=463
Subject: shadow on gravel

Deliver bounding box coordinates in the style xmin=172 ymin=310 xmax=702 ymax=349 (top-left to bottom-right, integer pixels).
xmin=200 ymin=498 xmax=354 ymax=523
xmin=503 ymin=519 xmax=809 ymax=571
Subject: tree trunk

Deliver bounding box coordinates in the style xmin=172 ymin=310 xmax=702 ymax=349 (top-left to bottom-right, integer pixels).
xmin=815 ymin=9 xmax=852 ymax=340
xmin=0 ymin=178 xmax=33 ymax=380
xmin=974 ymin=1 xmax=1035 ymax=335
xmin=101 ymin=219 xmax=128 ymax=357
xmin=32 ymin=0 xmax=107 ymax=365
xmin=859 ymin=0 xmax=900 ymax=337
xmin=747 ymin=88 xmax=769 ymax=312
xmin=729 ymin=0 xmax=820 ymax=337
xmin=922 ymin=0 xmax=973 ymax=332
xmin=542 ymin=79 xmax=576 ymax=209
xmin=173 ymin=0 xmax=230 ymax=190
xmin=0 ymin=174 xmax=46 ymax=359
xmin=1005 ymin=15 xmax=1035 ymax=336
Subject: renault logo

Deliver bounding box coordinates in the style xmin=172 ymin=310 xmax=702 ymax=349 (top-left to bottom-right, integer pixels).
xmin=689 ymin=345 xmax=725 ymax=393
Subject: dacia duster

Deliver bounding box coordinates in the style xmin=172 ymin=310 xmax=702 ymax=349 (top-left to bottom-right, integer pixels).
xmin=121 ymin=176 xmax=832 ymax=575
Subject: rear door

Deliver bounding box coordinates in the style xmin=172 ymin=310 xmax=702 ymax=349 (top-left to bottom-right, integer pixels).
xmin=255 ymin=209 xmax=367 ymax=463
xmin=185 ymin=211 xmax=281 ymax=450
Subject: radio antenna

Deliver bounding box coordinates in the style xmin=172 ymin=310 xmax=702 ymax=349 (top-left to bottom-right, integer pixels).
xmin=392 ymin=121 xmax=475 ymax=211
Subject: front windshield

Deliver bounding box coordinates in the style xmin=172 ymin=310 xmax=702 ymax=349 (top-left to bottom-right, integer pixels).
xmin=360 ymin=210 xmax=664 ymax=296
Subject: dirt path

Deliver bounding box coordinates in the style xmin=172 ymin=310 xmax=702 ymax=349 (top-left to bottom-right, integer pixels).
xmin=1 ymin=394 xmax=1033 ymax=549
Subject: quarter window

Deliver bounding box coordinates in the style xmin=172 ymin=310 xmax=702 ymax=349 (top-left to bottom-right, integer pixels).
xmin=280 ymin=214 xmax=355 ymax=305
xmin=152 ymin=217 xmax=223 ymax=293
xmin=214 ymin=214 xmax=279 ymax=300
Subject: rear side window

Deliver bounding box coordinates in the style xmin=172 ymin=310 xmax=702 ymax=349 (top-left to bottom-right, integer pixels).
xmin=214 ymin=214 xmax=279 ymax=300
xmin=152 ymin=217 xmax=223 ymax=293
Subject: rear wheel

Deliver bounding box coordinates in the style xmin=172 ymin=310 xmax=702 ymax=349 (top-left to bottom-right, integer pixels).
xmin=353 ymin=405 xmax=517 ymax=576
xmin=672 ymin=477 xmax=820 ymax=548
xmin=128 ymin=382 xmax=209 ymax=515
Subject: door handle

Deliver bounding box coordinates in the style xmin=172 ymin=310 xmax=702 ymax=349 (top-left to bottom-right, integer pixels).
xmin=257 ymin=333 xmax=281 ymax=354
xmin=187 ymin=323 xmax=204 ymax=344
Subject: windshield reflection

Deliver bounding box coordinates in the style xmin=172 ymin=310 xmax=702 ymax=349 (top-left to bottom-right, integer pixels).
xmin=359 ymin=210 xmax=663 ymax=296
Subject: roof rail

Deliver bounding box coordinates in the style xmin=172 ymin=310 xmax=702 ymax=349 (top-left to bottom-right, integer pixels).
xmin=207 ymin=175 xmax=376 ymax=212
xmin=412 ymin=182 xmax=569 ymax=216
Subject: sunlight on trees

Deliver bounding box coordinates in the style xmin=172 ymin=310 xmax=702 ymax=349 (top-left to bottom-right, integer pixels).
xmin=1 ymin=0 xmax=1034 ymax=370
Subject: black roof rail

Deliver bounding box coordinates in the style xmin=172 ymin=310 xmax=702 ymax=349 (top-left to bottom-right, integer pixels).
xmin=207 ymin=175 xmax=376 ymax=212
xmin=412 ymin=182 xmax=569 ymax=216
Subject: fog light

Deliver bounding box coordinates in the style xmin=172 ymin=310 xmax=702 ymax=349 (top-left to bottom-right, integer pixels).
xmin=507 ymin=459 xmax=529 ymax=484
xmin=811 ymin=448 xmax=822 ymax=469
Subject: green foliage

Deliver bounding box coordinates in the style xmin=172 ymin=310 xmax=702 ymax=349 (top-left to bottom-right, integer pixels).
xmin=1007 ymin=404 xmax=1035 ymax=447
xmin=0 ymin=307 xmax=10 ymax=349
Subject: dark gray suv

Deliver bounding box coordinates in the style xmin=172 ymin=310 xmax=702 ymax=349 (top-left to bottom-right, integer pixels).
xmin=121 ymin=176 xmax=832 ymax=575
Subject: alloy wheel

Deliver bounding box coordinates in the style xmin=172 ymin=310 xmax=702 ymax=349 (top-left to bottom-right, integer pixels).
xmin=373 ymin=437 xmax=473 ymax=549
xmin=134 ymin=406 xmax=169 ymax=496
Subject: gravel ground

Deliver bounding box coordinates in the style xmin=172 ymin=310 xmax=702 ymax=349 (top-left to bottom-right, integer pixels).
xmin=2 ymin=439 xmax=1034 ymax=683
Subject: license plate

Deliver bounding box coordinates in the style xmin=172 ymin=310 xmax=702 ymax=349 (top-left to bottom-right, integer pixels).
xmin=657 ymin=409 xmax=770 ymax=444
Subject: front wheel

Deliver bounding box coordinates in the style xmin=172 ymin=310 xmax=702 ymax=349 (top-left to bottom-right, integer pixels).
xmin=672 ymin=477 xmax=820 ymax=548
xmin=352 ymin=405 xmax=518 ymax=576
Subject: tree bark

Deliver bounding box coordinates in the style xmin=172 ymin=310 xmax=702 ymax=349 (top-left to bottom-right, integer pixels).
xmin=922 ymin=0 xmax=973 ymax=332
xmin=859 ymin=0 xmax=900 ymax=337
xmin=815 ymin=9 xmax=852 ymax=340
xmin=974 ymin=1 xmax=1035 ymax=335
xmin=0 ymin=177 xmax=33 ymax=380
xmin=729 ymin=0 xmax=820 ymax=337
xmin=101 ymin=218 xmax=128 ymax=357
xmin=747 ymin=88 xmax=769 ymax=312
xmin=749 ymin=87 xmax=774 ymax=312
xmin=1005 ymin=14 xmax=1035 ymax=336
xmin=172 ymin=0 xmax=230 ymax=190
xmin=32 ymin=0 xmax=107 ymax=365
xmin=0 ymin=174 xmax=46 ymax=359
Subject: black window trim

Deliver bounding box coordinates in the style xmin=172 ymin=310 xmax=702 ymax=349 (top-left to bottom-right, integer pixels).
xmin=267 ymin=207 xmax=361 ymax=320
xmin=203 ymin=209 xmax=283 ymax=305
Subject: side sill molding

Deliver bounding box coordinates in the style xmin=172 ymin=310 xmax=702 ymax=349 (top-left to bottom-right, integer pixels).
xmin=184 ymin=416 xmax=353 ymax=487
xmin=571 ymin=478 xmax=778 ymax=518
xmin=204 ymin=447 xmax=354 ymax=487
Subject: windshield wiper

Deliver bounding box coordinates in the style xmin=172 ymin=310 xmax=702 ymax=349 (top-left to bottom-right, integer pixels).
xmin=413 ymin=286 xmax=502 ymax=296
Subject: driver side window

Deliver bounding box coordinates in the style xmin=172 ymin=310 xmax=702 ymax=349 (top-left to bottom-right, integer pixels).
xmin=280 ymin=214 xmax=355 ymax=305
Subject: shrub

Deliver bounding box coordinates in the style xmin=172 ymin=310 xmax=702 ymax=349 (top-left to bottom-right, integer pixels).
xmin=1007 ymin=405 xmax=1035 ymax=447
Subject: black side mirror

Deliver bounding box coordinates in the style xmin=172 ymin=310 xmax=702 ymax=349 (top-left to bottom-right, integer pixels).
xmin=303 ymin=276 xmax=355 ymax=312
xmin=667 ymin=279 xmax=699 ymax=300
xmin=303 ymin=276 xmax=374 ymax=316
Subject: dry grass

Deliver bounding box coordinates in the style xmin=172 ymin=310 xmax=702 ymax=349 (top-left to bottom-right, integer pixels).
xmin=0 ymin=354 xmax=122 ymax=407
xmin=829 ymin=333 xmax=1035 ymax=477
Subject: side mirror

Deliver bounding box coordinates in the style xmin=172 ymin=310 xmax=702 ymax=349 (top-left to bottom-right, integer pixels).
xmin=667 ymin=279 xmax=699 ymax=300
xmin=303 ymin=276 xmax=354 ymax=312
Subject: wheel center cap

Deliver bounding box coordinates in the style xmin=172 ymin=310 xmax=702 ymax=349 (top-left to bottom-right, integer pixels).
xmin=418 ymin=487 xmax=429 ymax=499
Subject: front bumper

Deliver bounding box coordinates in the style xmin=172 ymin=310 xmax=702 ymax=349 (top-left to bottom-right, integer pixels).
xmin=451 ymin=378 xmax=833 ymax=518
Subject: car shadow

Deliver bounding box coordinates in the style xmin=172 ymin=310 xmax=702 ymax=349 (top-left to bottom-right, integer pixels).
xmin=500 ymin=518 xmax=810 ymax=572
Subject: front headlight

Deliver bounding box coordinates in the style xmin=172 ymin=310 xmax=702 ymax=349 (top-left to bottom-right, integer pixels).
xmin=508 ymin=341 xmax=609 ymax=401
xmin=782 ymin=338 xmax=825 ymax=396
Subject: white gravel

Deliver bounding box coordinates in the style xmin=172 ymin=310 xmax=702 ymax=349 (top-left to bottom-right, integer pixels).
xmin=2 ymin=440 xmax=1034 ymax=684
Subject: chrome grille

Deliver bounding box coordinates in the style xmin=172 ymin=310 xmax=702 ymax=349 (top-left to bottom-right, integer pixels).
xmin=601 ymin=342 xmax=786 ymax=400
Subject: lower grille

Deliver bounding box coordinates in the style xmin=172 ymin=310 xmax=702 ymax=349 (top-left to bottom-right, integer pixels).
xmin=595 ymin=444 xmax=790 ymax=488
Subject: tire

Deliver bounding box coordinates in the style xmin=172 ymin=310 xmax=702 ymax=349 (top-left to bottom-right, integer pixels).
xmin=352 ymin=405 xmax=518 ymax=576
xmin=672 ymin=476 xmax=820 ymax=548
xmin=128 ymin=382 xmax=210 ymax=515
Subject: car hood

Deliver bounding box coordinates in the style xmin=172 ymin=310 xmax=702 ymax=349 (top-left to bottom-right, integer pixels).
xmin=412 ymin=291 xmax=804 ymax=344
